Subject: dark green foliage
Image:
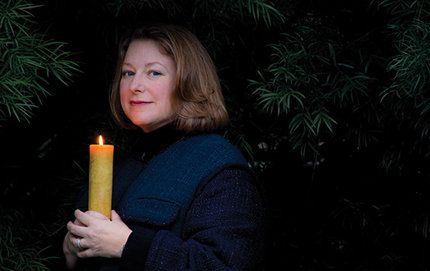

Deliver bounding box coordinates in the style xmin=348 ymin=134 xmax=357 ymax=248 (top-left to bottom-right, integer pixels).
xmin=0 ymin=0 xmax=80 ymax=124
xmin=250 ymin=0 xmax=430 ymax=177
xmin=246 ymin=1 xmax=430 ymax=269
xmin=0 ymin=0 xmax=80 ymax=269
xmin=0 ymin=209 xmax=56 ymax=271
xmin=250 ymin=26 xmax=342 ymax=157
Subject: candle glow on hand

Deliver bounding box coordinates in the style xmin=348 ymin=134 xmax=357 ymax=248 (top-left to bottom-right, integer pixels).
xmin=89 ymin=135 xmax=114 ymax=219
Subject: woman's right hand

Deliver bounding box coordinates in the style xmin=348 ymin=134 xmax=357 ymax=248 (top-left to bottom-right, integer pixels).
xmin=63 ymin=219 xmax=85 ymax=270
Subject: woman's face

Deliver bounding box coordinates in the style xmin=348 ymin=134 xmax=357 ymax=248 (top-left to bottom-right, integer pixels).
xmin=120 ymin=39 xmax=177 ymax=132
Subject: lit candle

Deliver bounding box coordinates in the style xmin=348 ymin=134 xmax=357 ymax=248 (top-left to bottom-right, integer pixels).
xmin=89 ymin=135 xmax=114 ymax=219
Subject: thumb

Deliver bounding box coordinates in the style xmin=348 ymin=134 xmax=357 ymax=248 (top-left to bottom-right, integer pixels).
xmin=111 ymin=210 xmax=122 ymax=222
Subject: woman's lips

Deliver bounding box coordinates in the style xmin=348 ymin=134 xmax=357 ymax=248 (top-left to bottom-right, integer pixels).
xmin=130 ymin=101 xmax=150 ymax=105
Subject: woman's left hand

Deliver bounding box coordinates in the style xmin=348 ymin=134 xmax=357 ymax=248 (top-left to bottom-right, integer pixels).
xmin=67 ymin=209 xmax=132 ymax=258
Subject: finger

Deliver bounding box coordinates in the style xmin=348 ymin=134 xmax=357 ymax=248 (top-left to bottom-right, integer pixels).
xmin=74 ymin=209 xmax=93 ymax=226
xmin=66 ymin=221 xmax=76 ymax=233
xmin=77 ymin=248 xmax=92 ymax=258
xmin=111 ymin=210 xmax=122 ymax=222
xmin=73 ymin=219 xmax=84 ymax=226
xmin=66 ymin=234 xmax=81 ymax=254
xmin=67 ymin=221 xmax=88 ymax=238
xmin=86 ymin=210 xmax=109 ymax=220
xmin=69 ymin=236 xmax=80 ymax=251
xmin=65 ymin=232 xmax=78 ymax=252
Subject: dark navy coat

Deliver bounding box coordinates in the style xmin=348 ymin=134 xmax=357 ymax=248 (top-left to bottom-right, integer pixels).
xmin=77 ymin=132 xmax=265 ymax=271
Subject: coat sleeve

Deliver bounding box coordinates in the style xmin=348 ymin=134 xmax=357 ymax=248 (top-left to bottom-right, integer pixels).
xmin=119 ymin=168 xmax=265 ymax=271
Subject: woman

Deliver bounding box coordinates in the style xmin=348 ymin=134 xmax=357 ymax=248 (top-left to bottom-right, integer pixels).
xmin=63 ymin=24 xmax=264 ymax=271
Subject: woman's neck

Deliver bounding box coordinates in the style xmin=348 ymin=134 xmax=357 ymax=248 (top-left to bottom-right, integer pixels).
xmin=135 ymin=124 xmax=188 ymax=162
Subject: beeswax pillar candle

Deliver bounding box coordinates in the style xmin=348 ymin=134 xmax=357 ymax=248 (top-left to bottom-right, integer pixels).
xmin=89 ymin=135 xmax=114 ymax=219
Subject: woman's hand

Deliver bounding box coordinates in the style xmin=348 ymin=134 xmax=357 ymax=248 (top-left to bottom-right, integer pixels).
xmin=67 ymin=209 xmax=132 ymax=259
xmin=63 ymin=218 xmax=85 ymax=270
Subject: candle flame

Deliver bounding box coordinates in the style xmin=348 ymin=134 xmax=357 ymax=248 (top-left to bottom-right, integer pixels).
xmin=98 ymin=135 xmax=104 ymax=145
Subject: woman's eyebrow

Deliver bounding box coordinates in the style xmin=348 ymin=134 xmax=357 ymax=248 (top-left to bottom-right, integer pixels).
xmin=145 ymin=62 xmax=167 ymax=69
xmin=122 ymin=62 xmax=167 ymax=69
xmin=122 ymin=62 xmax=134 ymax=68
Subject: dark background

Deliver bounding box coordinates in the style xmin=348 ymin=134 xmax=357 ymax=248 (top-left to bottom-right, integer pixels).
xmin=1 ymin=0 xmax=430 ymax=270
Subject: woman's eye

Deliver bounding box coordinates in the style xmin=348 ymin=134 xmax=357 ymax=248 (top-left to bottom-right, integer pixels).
xmin=149 ymin=70 xmax=162 ymax=77
xmin=121 ymin=71 xmax=135 ymax=77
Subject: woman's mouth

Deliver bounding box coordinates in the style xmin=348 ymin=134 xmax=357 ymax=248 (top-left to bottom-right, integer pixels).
xmin=130 ymin=100 xmax=150 ymax=105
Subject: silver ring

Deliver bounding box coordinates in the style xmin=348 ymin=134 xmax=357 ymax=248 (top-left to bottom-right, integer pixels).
xmin=76 ymin=238 xmax=82 ymax=250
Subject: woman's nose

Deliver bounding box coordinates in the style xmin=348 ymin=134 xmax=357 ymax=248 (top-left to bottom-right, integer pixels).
xmin=130 ymin=75 xmax=145 ymax=93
